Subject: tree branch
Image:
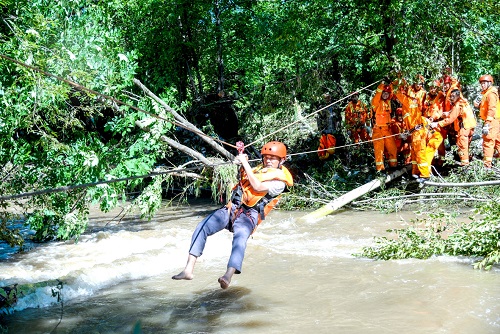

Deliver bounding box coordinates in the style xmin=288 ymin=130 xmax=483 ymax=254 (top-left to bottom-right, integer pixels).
xmin=133 ymin=78 xmax=235 ymax=161
xmin=160 ymin=135 xmax=213 ymax=165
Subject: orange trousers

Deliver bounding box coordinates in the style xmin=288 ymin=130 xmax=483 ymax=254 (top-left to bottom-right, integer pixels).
xmin=372 ymin=125 xmax=397 ymax=171
xmin=350 ymin=127 xmax=370 ymax=143
xmin=411 ymin=128 xmax=429 ymax=177
xmin=483 ymin=119 xmax=500 ymax=168
xmin=456 ymin=128 xmax=474 ymax=165
xmin=425 ymin=129 xmax=445 ymax=167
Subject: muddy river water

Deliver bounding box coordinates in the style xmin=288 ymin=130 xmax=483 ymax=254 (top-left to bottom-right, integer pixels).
xmin=1 ymin=201 xmax=499 ymax=333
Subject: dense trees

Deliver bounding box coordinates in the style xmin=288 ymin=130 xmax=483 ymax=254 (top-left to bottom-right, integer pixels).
xmin=0 ymin=0 xmax=499 ymax=250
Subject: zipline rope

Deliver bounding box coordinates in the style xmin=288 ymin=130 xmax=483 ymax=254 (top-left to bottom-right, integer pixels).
xmin=245 ymin=80 xmax=383 ymax=148
xmin=0 ymin=129 xmax=404 ymax=201
xmin=289 ymin=132 xmax=401 ymax=157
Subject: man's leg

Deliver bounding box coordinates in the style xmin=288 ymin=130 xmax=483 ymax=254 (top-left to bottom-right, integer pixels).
xmin=172 ymin=254 xmax=198 ymax=280
xmin=172 ymin=207 xmax=230 ymax=280
xmin=219 ymin=212 xmax=256 ymax=289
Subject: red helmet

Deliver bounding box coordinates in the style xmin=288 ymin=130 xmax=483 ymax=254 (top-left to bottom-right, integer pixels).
xmin=261 ymin=141 xmax=287 ymax=158
xmin=479 ymin=74 xmax=494 ymax=83
xmin=442 ymin=76 xmax=452 ymax=84
xmin=382 ymin=85 xmax=392 ymax=93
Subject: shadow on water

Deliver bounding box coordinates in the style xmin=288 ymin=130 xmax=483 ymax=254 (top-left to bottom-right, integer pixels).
xmin=3 ymin=285 xmax=271 ymax=333
xmin=162 ymin=287 xmax=270 ymax=332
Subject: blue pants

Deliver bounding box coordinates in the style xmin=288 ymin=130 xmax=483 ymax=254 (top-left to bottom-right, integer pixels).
xmin=189 ymin=206 xmax=257 ymax=274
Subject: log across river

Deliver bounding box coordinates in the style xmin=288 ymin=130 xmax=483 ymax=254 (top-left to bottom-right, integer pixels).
xmin=0 ymin=200 xmax=499 ymax=333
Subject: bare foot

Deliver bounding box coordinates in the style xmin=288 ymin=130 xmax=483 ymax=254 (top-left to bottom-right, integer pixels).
xmin=172 ymin=271 xmax=193 ymax=280
xmin=218 ymin=276 xmax=230 ymax=289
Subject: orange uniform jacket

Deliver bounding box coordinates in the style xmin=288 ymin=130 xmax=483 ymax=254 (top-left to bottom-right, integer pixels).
xmin=425 ymin=92 xmax=445 ymax=120
xmin=394 ymin=81 xmax=427 ymax=130
xmin=345 ymin=100 xmax=369 ymax=128
xmin=317 ymin=133 xmax=336 ymax=160
xmin=438 ymin=98 xmax=477 ymax=131
xmin=372 ymin=84 xmax=392 ymax=126
xmin=479 ymin=86 xmax=500 ymax=121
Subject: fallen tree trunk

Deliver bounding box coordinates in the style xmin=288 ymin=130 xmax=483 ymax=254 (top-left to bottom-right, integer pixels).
xmin=133 ymin=78 xmax=235 ymax=161
xmin=300 ymin=165 xmax=412 ymax=222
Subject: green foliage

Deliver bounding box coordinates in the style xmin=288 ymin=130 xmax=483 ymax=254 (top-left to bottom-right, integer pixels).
xmin=448 ymin=201 xmax=500 ymax=270
xmin=25 ymin=192 xmax=89 ymax=242
xmin=0 ymin=211 xmax=23 ymax=248
xmin=211 ymin=162 xmax=238 ymax=204
xmin=358 ymin=207 xmax=500 ymax=270
xmin=130 ymin=176 xmax=165 ymax=220
xmin=0 ymin=0 xmax=145 ymax=244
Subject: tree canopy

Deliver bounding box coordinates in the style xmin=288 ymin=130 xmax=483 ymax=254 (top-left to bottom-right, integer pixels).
xmin=0 ymin=0 xmax=499 ymax=246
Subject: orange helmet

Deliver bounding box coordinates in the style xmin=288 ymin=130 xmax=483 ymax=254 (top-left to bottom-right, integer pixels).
xmin=261 ymin=141 xmax=287 ymax=158
xmin=479 ymin=74 xmax=494 ymax=83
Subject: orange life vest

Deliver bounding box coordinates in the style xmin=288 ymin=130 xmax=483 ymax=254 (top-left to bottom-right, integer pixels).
xmin=229 ymin=165 xmax=294 ymax=227
xmin=317 ymin=133 xmax=336 ymax=160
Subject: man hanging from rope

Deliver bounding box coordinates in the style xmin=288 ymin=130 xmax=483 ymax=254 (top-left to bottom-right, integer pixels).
xmin=172 ymin=141 xmax=293 ymax=289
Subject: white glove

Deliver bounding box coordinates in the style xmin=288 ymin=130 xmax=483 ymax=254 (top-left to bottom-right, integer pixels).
xmin=364 ymin=125 xmax=372 ymax=136
xmin=482 ymin=123 xmax=490 ymax=136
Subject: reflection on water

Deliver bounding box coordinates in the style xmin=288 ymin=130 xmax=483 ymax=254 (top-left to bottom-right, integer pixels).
xmin=1 ymin=200 xmax=499 ymax=333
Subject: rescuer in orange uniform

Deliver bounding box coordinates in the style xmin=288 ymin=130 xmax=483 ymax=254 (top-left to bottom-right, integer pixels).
xmin=393 ymin=75 xmax=430 ymax=180
xmin=423 ymin=80 xmax=446 ymax=168
xmin=474 ymin=74 xmax=500 ymax=168
xmin=439 ymin=75 xmax=462 ymax=153
xmin=172 ymin=141 xmax=293 ymax=289
xmin=345 ymin=92 xmax=371 ymax=143
xmin=390 ymin=107 xmax=411 ymax=165
xmin=370 ymin=82 xmax=398 ymax=173
xmin=430 ymin=89 xmax=477 ymax=166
